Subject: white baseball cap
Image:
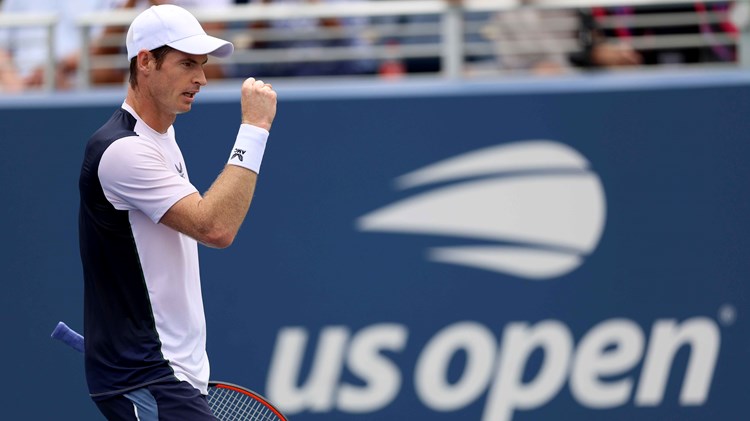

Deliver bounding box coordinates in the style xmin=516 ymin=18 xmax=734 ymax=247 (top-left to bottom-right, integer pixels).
xmin=126 ymin=4 xmax=234 ymax=61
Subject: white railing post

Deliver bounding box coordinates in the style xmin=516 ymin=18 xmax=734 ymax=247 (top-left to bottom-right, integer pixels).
xmin=78 ymin=24 xmax=92 ymax=90
xmin=43 ymin=20 xmax=56 ymax=92
xmin=742 ymin=31 xmax=750 ymax=69
xmin=441 ymin=0 xmax=463 ymax=79
xmin=736 ymin=0 xmax=750 ymax=68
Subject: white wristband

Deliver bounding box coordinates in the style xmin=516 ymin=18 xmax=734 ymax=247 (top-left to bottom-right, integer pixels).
xmin=228 ymin=124 xmax=269 ymax=174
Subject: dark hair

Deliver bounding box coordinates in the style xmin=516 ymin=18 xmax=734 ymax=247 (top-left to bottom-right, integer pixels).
xmin=128 ymin=45 xmax=176 ymax=89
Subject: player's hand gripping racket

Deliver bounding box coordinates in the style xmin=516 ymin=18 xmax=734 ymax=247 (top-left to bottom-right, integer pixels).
xmin=51 ymin=321 xmax=288 ymax=421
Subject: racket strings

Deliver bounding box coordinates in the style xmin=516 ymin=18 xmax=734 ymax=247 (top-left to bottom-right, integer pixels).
xmin=207 ymin=386 xmax=281 ymax=421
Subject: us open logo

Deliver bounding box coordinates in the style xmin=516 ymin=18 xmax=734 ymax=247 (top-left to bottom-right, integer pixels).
xmin=356 ymin=140 xmax=606 ymax=280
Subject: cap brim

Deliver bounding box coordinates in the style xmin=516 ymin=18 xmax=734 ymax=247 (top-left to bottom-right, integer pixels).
xmin=168 ymin=34 xmax=234 ymax=58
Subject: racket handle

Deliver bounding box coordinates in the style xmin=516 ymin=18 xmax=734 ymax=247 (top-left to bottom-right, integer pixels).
xmin=51 ymin=321 xmax=84 ymax=354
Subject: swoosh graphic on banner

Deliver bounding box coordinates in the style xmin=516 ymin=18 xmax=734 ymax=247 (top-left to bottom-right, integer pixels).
xmin=357 ymin=140 xmax=606 ymax=280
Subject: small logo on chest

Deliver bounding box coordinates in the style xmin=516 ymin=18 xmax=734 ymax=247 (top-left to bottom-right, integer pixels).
xmin=175 ymin=162 xmax=185 ymax=178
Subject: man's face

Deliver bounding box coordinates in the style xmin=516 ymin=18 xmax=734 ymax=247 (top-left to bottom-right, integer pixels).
xmin=148 ymin=50 xmax=208 ymax=115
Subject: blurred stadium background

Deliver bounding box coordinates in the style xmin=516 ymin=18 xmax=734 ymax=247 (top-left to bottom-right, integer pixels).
xmin=0 ymin=0 xmax=748 ymax=420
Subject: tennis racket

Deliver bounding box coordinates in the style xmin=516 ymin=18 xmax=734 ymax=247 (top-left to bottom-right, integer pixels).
xmin=51 ymin=321 xmax=288 ymax=421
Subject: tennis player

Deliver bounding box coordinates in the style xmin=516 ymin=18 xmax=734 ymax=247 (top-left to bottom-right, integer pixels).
xmin=78 ymin=5 xmax=276 ymax=420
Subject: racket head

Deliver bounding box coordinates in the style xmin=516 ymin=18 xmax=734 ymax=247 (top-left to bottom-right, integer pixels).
xmin=207 ymin=381 xmax=288 ymax=421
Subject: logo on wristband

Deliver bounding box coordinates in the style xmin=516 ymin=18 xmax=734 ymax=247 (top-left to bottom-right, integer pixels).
xmin=231 ymin=148 xmax=246 ymax=162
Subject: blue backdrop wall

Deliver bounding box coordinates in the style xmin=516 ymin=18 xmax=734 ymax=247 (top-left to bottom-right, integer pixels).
xmin=1 ymin=71 xmax=748 ymax=420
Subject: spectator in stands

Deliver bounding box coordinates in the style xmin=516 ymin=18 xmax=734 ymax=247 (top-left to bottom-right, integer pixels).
xmin=231 ymin=0 xmax=376 ymax=78
xmin=570 ymin=9 xmax=644 ymax=70
xmin=0 ymin=49 xmax=24 ymax=92
xmin=370 ymin=3 xmax=445 ymax=75
xmin=486 ymin=1 xmax=642 ymax=75
xmin=380 ymin=0 xmax=640 ymax=77
xmin=0 ymin=0 xmax=116 ymax=91
xmin=91 ymin=0 xmax=232 ymax=85
xmin=581 ymin=3 xmax=737 ymax=66
xmin=490 ymin=5 xmax=579 ymax=74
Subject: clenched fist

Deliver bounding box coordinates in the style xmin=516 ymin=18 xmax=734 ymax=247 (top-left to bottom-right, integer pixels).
xmin=241 ymin=77 xmax=277 ymax=131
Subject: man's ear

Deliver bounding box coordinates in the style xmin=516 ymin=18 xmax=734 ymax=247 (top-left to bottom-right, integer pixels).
xmin=136 ymin=50 xmax=154 ymax=73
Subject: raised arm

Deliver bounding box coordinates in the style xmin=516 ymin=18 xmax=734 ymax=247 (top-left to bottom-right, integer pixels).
xmin=160 ymin=78 xmax=277 ymax=248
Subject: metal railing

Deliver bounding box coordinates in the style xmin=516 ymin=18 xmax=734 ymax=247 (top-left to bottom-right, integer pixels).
xmin=0 ymin=0 xmax=745 ymax=91
xmin=0 ymin=12 xmax=57 ymax=91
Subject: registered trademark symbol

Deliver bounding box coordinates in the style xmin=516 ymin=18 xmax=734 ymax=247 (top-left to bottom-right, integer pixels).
xmin=718 ymin=304 xmax=736 ymax=326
